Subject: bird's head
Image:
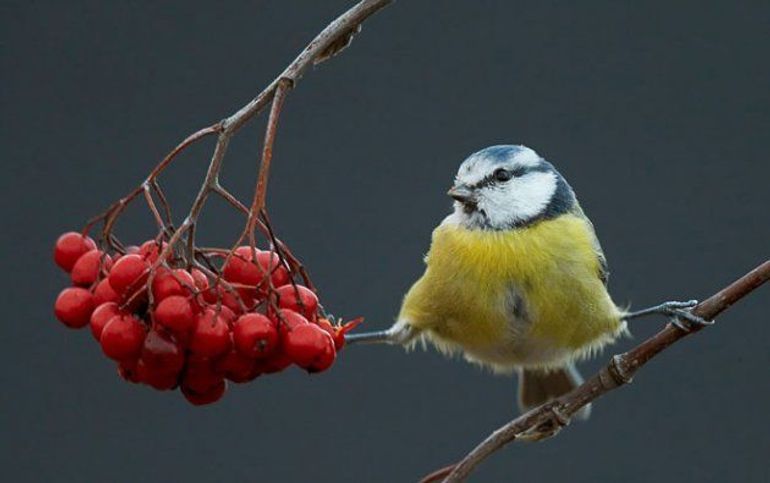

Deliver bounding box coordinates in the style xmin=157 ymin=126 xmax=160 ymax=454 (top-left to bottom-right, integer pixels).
xmin=448 ymin=145 xmax=576 ymax=230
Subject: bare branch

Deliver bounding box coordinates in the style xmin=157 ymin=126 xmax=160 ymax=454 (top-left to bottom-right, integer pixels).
xmin=222 ymin=0 xmax=392 ymax=134
xmin=426 ymin=259 xmax=770 ymax=482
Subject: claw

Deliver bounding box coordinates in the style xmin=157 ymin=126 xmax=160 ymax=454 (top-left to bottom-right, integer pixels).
xmin=667 ymin=308 xmax=714 ymax=332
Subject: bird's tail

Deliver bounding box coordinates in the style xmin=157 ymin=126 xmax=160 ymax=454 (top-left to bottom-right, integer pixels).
xmin=517 ymin=363 xmax=591 ymax=420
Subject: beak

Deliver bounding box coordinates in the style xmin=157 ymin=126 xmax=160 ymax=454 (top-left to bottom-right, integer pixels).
xmin=447 ymin=185 xmax=474 ymax=203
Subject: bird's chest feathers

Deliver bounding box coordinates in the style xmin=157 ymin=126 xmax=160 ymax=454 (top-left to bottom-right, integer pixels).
xmin=415 ymin=216 xmax=601 ymax=348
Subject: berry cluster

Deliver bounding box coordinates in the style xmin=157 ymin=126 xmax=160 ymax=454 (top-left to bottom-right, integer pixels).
xmin=53 ymin=231 xmax=359 ymax=406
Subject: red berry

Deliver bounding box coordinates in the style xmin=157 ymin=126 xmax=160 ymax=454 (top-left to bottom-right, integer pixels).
xmin=201 ymin=285 xmax=244 ymax=314
xmin=185 ymin=351 xmax=212 ymax=365
xmin=70 ymin=250 xmax=112 ymax=287
xmin=222 ymin=246 xmax=257 ymax=283
xmin=140 ymin=328 xmax=185 ymax=374
xmin=284 ymin=323 xmax=336 ymax=370
xmin=189 ymin=309 xmax=232 ymax=357
xmin=136 ymin=358 xmax=179 ymax=390
xmin=317 ymin=318 xmax=340 ymax=349
xmin=54 ymin=232 xmax=96 ymax=272
xmin=151 ymin=268 xmax=195 ymax=301
xmin=256 ymin=250 xmax=290 ymax=290
xmin=223 ymin=247 xmax=289 ymax=296
xmin=200 ymin=286 xmax=215 ymax=304
xmin=221 ymin=247 xmax=261 ymax=306
xmin=183 ymin=358 xmax=223 ymax=393
xmin=109 ymin=254 xmax=149 ymax=296
xmin=216 ymin=349 xmax=260 ymax=383
xmin=125 ymin=245 xmax=140 ymax=254
xmin=276 ymin=284 xmax=319 ymax=321
xmin=181 ymin=379 xmax=227 ymax=406
xmin=122 ymin=287 xmax=150 ymax=314
xmin=117 ymin=358 xmax=141 ymax=383
xmin=188 ymin=269 xmax=210 ymax=311
xmin=217 ymin=305 xmax=238 ymax=324
xmin=191 ymin=268 xmax=209 ymax=291
xmin=317 ymin=317 xmax=335 ymax=335
xmin=273 ymin=309 xmax=309 ymax=338
xmin=136 ymin=328 xmax=184 ymax=390
xmin=306 ymin=336 xmax=336 ymax=373
xmin=238 ymin=289 xmax=260 ymax=311
xmin=154 ymin=296 xmax=194 ymax=334
xmin=54 ymin=287 xmax=95 ymax=328
xmin=257 ymin=350 xmax=293 ymax=374
xmin=90 ymin=302 xmax=122 ymax=341
xmin=100 ymin=314 xmax=146 ymax=360
xmin=93 ymin=278 xmax=120 ymax=305
xmin=232 ymin=313 xmax=279 ymax=359
xmin=138 ymin=240 xmax=168 ymax=263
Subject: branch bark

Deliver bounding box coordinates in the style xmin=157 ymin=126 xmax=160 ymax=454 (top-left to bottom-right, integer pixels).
xmin=423 ymin=259 xmax=770 ymax=483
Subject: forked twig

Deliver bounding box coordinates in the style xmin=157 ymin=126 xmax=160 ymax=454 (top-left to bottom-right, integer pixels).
xmin=83 ymin=0 xmax=393 ymax=304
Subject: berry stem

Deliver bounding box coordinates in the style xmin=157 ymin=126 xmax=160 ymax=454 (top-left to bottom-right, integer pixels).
xmin=81 ymin=0 xmax=392 ymax=307
xmin=247 ymin=78 xmax=291 ymax=241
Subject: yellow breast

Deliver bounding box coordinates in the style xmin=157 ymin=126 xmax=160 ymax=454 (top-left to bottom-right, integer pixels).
xmin=398 ymin=214 xmax=623 ymax=367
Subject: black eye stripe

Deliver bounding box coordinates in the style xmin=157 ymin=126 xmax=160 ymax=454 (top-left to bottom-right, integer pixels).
xmin=471 ymin=165 xmax=533 ymax=188
xmin=473 ymin=174 xmax=506 ymax=189
xmin=510 ymin=166 xmax=527 ymax=177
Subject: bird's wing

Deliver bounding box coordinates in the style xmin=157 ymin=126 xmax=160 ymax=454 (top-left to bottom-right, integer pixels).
xmin=570 ymin=202 xmax=610 ymax=286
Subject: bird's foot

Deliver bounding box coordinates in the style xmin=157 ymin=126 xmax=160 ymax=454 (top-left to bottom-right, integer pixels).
xmin=665 ymin=306 xmax=714 ymax=332
xmin=624 ymin=299 xmax=714 ymax=332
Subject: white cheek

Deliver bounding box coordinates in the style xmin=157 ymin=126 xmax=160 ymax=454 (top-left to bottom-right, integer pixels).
xmin=443 ymin=203 xmax=486 ymax=228
xmin=441 ymin=206 xmax=467 ymax=226
xmin=480 ymin=172 xmax=557 ymax=226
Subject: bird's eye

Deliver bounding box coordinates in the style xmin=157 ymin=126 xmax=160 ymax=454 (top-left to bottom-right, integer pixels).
xmin=494 ymin=168 xmax=513 ymax=182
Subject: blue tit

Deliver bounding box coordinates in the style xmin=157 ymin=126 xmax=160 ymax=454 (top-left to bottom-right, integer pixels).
xmin=347 ymin=145 xmax=708 ymax=418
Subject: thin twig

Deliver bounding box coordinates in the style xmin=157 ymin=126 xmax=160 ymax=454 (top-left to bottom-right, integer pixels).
xmin=213 ymin=184 xmax=249 ymax=214
xmin=150 ymin=180 xmax=173 ymax=226
xmin=222 ymin=0 xmax=392 ymax=134
xmin=83 ymin=123 xmax=221 ymax=236
xmin=250 ymin=78 xmax=291 ymax=226
xmin=86 ymin=0 xmax=391 ymax=245
xmin=142 ymin=184 xmax=166 ymax=231
xmin=217 ymin=78 xmax=291 ymax=305
xmin=92 ymin=0 xmax=392 ymax=310
xmin=84 ymin=0 xmax=393 ymax=305
xmin=426 ymin=259 xmax=770 ymax=482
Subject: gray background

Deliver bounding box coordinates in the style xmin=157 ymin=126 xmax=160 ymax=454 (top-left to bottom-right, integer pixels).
xmin=2 ymin=1 xmax=769 ymax=482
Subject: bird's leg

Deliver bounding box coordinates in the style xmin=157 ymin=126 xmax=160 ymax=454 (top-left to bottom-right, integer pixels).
xmin=344 ymin=321 xmax=416 ymax=345
xmin=623 ymin=299 xmax=714 ymax=331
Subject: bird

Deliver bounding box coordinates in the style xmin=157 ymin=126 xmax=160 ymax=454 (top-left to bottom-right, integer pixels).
xmin=345 ymin=145 xmax=709 ymax=423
